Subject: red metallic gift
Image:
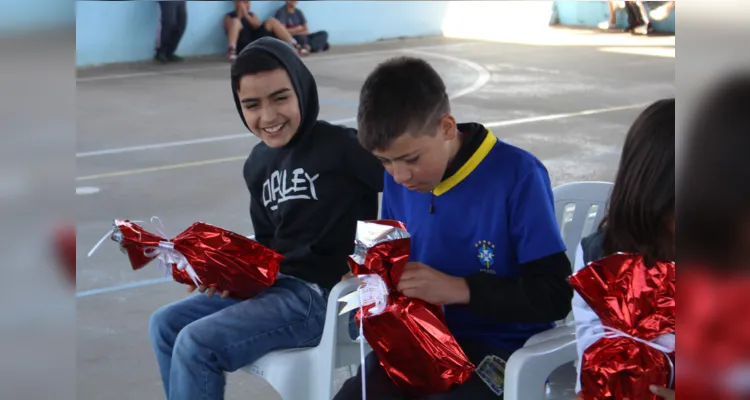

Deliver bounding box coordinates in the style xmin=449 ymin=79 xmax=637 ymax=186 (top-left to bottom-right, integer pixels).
xmin=347 ymin=220 xmax=475 ymax=396
xmin=95 ymin=219 xmax=282 ymax=299
xmin=677 ymin=269 xmax=750 ymax=400
xmin=568 ymin=253 xmax=675 ymax=400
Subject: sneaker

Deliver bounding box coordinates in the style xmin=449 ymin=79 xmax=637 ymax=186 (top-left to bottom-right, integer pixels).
xmin=633 ymin=23 xmax=649 ymax=35
xmin=598 ymin=21 xmax=617 ymax=30
xmin=154 ymin=53 xmax=169 ymax=64
xmin=228 ymin=47 xmax=237 ymax=62
xmin=650 ymin=5 xmax=670 ymax=21
xmin=294 ymin=43 xmax=309 ymax=56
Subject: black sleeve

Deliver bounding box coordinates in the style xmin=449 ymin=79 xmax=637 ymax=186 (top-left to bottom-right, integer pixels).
xmin=464 ymin=251 xmax=573 ymax=323
xmin=344 ymin=128 xmax=384 ymax=192
xmin=244 ymin=159 xmax=275 ymax=248
xmin=249 ymin=193 xmax=274 ymax=248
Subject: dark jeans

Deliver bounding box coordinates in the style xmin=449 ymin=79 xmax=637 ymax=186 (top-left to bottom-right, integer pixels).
xmin=157 ymin=1 xmax=187 ymax=57
xmin=334 ymin=340 xmax=510 ymax=400
xmin=294 ymin=31 xmax=329 ymax=52
xmin=623 ymin=1 xmax=648 ymax=28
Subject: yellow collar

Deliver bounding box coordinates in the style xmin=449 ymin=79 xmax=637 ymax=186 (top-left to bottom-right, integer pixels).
xmin=432 ymin=131 xmax=497 ymax=196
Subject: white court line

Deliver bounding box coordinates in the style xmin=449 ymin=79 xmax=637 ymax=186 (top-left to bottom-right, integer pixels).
xmin=76 ymin=47 xmax=491 ymax=158
xmin=75 ymin=42 xmax=479 ymax=83
xmin=76 ymin=101 xmax=649 ymax=296
xmin=75 ymin=102 xmax=648 ymax=182
xmin=483 ymin=102 xmax=649 ymax=128
xmin=401 ymin=49 xmax=492 ymax=100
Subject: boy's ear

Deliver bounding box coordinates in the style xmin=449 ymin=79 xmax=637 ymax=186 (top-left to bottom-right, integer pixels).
xmin=439 ymin=114 xmax=457 ymax=141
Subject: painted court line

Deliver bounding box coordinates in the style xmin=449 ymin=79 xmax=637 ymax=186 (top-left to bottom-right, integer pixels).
xmin=483 ymin=102 xmax=649 ymax=128
xmin=77 ymin=155 xmax=248 ymax=181
xmin=76 ymin=49 xmax=490 ymax=159
xmin=76 ymin=103 xmax=648 ymax=182
xmin=76 ymin=102 xmax=649 ymax=296
xmin=75 ymin=42 xmax=479 ymax=83
xmin=76 ymin=277 xmax=171 ymax=298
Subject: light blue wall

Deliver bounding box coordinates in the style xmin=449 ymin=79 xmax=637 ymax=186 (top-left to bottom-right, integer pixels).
xmin=76 ymin=1 xmax=448 ymax=67
xmin=0 ymin=0 xmax=74 ymax=34
xmin=554 ymin=1 xmax=675 ymax=33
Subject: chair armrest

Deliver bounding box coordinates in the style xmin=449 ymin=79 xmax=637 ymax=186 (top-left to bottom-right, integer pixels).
xmin=524 ymin=325 xmax=574 ymax=347
xmin=504 ymin=333 xmax=578 ymax=400
xmin=323 ymin=279 xmax=360 ymax=345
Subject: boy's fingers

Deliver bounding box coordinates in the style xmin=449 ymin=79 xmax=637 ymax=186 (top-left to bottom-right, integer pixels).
xmin=187 ymin=285 xmax=197 ymax=293
xmin=198 ymin=285 xmax=207 ymax=293
xmin=220 ymin=290 xmax=230 ymax=299
xmin=649 ymin=385 xmax=674 ymax=398
xmin=206 ymin=287 xmax=216 ymax=298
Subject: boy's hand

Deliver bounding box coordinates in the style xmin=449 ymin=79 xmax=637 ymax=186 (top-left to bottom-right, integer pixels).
xmin=188 ymin=284 xmax=230 ymax=299
xmin=623 ymin=385 xmax=674 ymax=400
xmin=397 ymin=262 xmax=470 ymax=305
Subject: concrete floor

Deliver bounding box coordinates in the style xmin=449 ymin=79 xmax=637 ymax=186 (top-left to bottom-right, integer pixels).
xmin=76 ymin=32 xmax=674 ymax=400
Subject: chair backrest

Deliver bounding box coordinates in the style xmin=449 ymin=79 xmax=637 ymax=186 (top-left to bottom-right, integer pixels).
xmin=552 ymin=181 xmax=614 ymax=266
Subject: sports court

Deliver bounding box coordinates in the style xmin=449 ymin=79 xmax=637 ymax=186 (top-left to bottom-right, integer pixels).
xmin=76 ymin=31 xmax=674 ymax=399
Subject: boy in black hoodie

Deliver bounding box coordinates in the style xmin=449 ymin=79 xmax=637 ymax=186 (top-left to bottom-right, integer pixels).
xmin=148 ymin=37 xmax=383 ymax=400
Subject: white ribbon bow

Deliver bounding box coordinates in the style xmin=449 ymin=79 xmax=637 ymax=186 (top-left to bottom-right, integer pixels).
xmin=566 ymin=320 xmax=676 ymax=388
xmin=143 ymin=240 xmax=202 ymax=288
xmin=87 ymin=217 xmax=202 ymax=288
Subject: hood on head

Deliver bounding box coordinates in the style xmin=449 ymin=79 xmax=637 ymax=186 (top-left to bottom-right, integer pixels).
xmin=230 ymin=37 xmax=319 ymax=146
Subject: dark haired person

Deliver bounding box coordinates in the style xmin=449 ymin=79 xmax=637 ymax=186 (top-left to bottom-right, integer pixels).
xmin=335 ymin=56 xmax=572 ymax=399
xmin=224 ymin=0 xmax=308 ymax=61
xmin=572 ymin=98 xmax=675 ymax=400
xmin=148 ymin=37 xmax=383 ymax=400
xmin=677 ymin=74 xmax=750 ymax=399
xmin=274 ymin=1 xmax=330 ymax=53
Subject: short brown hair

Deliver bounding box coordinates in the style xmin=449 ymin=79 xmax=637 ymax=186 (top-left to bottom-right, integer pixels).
xmin=357 ymin=57 xmax=449 ymax=151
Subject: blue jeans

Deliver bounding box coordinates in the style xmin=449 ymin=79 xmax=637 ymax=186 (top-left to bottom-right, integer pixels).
xmin=149 ymin=276 xmax=328 ymax=400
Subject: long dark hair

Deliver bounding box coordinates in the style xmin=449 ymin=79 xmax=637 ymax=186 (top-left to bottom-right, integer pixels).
xmin=678 ymin=74 xmax=750 ymax=270
xmin=602 ymin=99 xmax=676 ymax=263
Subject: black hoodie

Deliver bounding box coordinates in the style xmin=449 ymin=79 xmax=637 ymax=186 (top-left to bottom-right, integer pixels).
xmin=231 ymin=38 xmax=384 ymax=291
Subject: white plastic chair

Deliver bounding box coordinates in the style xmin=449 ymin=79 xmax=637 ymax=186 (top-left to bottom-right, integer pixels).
xmin=240 ymin=277 xmax=366 ymax=400
xmin=504 ymin=181 xmax=613 ymax=400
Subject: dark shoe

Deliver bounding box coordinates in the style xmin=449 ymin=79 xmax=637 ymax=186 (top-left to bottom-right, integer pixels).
xmin=154 ymin=53 xmax=169 ymax=64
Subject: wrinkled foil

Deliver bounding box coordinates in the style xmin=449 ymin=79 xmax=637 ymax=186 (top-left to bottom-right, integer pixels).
xmin=349 ymin=220 xmax=474 ymax=396
xmin=111 ymin=219 xmax=283 ymax=299
xmin=569 ymin=253 xmax=675 ymax=400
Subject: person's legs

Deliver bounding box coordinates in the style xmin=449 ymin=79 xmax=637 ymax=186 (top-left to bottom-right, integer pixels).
xmin=225 ymin=16 xmax=243 ymax=60
xmin=166 ymin=1 xmax=187 ymax=61
xmin=598 ymin=0 xmax=618 ymax=30
xmin=165 ymin=278 xmax=327 ymax=400
xmin=418 ymin=341 xmax=511 ymax=400
xmin=649 ymin=0 xmax=674 ymax=21
xmin=263 ymin=17 xmax=295 ymax=44
xmin=624 ymin=1 xmax=650 ymax=34
xmin=156 ymin=1 xmax=177 ymax=62
xmin=149 ymin=292 xmax=242 ymax=397
xmin=333 ymin=351 xmax=405 ymax=400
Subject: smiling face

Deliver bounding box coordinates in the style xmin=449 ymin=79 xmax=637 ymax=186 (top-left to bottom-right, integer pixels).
xmin=237 ymin=68 xmax=301 ymax=148
xmin=372 ymin=115 xmax=458 ymax=193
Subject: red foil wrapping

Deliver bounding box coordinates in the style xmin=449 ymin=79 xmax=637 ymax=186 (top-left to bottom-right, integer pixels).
xmin=349 ymin=220 xmax=475 ymax=396
xmin=677 ymin=269 xmax=750 ymax=400
xmin=568 ymin=253 xmax=675 ymax=400
xmin=112 ymin=219 xmax=283 ymax=299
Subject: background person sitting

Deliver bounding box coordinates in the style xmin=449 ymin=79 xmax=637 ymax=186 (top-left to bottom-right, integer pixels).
xmin=224 ymin=0 xmax=308 ymax=61
xmin=274 ymin=1 xmax=330 ymax=53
